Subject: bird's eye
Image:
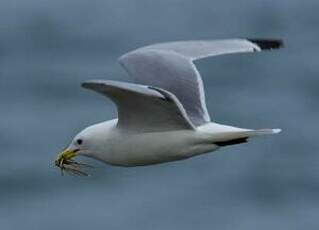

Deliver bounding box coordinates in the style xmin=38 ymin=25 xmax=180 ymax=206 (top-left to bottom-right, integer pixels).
xmin=76 ymin=139 xmax=83 ymax=145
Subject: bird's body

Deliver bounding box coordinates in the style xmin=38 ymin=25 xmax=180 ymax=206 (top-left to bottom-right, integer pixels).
xmin=75 ymin=119 xmax=214 ymax=166
xmin=78 ymin=119 xmax=210 ymax=166
xmin=71 ymin=119 xmax=279 ymax=167
xmin=55 ymin=38 xmax=283 ymax=174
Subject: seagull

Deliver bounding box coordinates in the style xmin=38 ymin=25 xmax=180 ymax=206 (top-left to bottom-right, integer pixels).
xmin=55 ymin=38 xmax=283 ymax=175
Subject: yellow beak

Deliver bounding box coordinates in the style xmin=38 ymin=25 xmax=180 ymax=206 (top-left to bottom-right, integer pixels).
xmin=55 ymin=149 xmax=78 ymax=168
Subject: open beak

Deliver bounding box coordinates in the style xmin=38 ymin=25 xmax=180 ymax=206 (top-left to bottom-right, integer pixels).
xmin=55 ymin=148 xmax=92 ymax=176
xmin=55 ymin=148 xmax=79 ymax=168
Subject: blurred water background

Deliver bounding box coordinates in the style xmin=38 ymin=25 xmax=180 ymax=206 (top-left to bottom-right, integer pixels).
xmin=0 ymin=0 xmax=318 ymax=229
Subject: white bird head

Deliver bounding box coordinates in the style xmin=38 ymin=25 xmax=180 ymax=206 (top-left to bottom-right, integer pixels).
xmin=54 ymin=123 xmax=107 ymax=175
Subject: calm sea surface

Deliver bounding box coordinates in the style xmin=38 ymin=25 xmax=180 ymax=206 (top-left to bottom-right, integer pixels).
xmin=0 ymin=0 xmax=318 ymax=229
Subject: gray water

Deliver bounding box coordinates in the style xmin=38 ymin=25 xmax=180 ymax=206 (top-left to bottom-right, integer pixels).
xmin=0 ymin=0 xmax=318 ymax=229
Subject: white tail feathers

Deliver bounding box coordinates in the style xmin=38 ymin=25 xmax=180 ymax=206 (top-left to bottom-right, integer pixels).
xmin=246 ymin=128 xmax=282 ymax=136
xmin=212 ymin=128 xmax=282 ymax=147
xmin=271 ymin=129 xmax=282 ymax=134
xmin=209 ymin=128 xmax=282 ymax=147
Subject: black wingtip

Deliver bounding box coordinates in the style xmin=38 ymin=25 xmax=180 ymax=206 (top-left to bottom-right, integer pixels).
xmin=247 ymin=38 xmax=284 ymax=50
xmin=81 ymin=80 xmax=102 ymax=89
xmin=81 ymin=81 xmax=91 ymax=89
xmin=81 ymin=82 xmax=87 ymax=88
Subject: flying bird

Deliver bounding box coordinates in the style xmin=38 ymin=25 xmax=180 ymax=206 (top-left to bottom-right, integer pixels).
xmin=55 ymin=38 xmax=283 ymax=175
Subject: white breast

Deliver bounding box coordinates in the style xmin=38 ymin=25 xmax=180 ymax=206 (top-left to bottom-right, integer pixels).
xmin=91 ymin=123 xmax=217 ymax=166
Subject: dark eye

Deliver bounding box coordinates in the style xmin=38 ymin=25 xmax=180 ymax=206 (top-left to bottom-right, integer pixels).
xmin=76 ymin=139 xmax=83 ymax=145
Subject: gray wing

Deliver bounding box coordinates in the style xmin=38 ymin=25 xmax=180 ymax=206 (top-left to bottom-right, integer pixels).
xmin=118 ymin=38 xmax=283 ymax=126
xmin=82 ymin=80 xmax=194 ymax=132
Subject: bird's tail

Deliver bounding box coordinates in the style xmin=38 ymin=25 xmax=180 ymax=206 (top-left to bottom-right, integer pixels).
xmin=212 ymin=128 xmax=282 ymax=147
xmin=245 ymin=128 xmax=282 ymax=136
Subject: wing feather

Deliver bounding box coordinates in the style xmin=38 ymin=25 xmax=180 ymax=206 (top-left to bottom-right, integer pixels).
xmin=119 ymin=38 xmax=283 ymax=126
xmin=82 ymin=80 xmax=194 ymax=132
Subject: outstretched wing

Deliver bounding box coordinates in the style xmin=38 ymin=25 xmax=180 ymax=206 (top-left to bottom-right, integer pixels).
xmin=82 ymin=80 xmax=194 ymax=132
xmin=118 ymin=38 xmax=283 ymax=126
